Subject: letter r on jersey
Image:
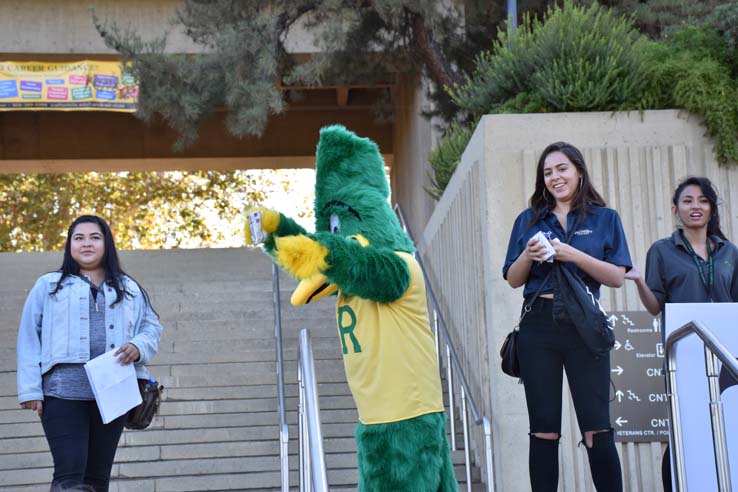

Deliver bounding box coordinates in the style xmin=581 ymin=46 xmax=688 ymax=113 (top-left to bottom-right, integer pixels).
xmin=337 ymin=305 xmax=362 ymax=354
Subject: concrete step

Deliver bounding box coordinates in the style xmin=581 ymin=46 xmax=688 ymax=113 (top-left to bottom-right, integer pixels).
xmin=155 ymin=368 xmax=346 ymax=389
xmin=157 ymin=395 xmax=356 ymax=416
xmin=157 ymin=360 xmax=346 ymax=381
xmin=0 ymin=248 xmax=276 ymax=286
xmin=162 ymin=382 xmax=353 ymax=401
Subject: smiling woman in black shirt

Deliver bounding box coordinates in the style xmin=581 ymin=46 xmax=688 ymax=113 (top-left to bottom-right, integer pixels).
xmin=626 ymin=176 xmax=738 ymax=490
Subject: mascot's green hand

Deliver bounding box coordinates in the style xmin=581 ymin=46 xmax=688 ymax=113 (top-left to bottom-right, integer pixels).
xmin=274 ymin=234 xmax=330 ymax=280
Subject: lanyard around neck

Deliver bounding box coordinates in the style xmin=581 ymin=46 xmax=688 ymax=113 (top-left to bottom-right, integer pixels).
xmin=679 ymin=229 xmax=714 ymax=299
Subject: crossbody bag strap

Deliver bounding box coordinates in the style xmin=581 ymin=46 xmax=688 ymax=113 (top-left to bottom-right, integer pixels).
xmin=516 ymin=215 xmax=582 ymax=328
xmin=515 ymin=271 xmax=552 ymax=329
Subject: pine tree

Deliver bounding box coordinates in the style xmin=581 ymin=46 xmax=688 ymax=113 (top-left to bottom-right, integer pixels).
xmin=95 ymin=1 xmax=531 ymax=147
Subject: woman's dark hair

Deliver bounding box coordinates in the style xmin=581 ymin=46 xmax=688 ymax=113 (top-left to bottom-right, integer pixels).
xmin=672 ymin=176 xmax=726 ymax=240
xmin=529 ymin=142 xmax=606 ymax=224
xmin=50 ymin=215 xmax=157 ymax=314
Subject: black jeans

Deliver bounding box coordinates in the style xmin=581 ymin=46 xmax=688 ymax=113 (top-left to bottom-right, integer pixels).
xmin=518 ymin=297 xmax=622 ymax=491
xmin=41 ymin=397 xmax=126 ymax=492
xmin=518 ymin=297 xmax=612 ymax=434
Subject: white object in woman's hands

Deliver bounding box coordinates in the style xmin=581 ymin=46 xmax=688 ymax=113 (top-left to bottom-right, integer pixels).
xmin=531 ymin=231 xmax=556 ymax=262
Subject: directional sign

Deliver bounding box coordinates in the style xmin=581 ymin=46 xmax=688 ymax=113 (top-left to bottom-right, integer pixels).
xmin=609 ymin=311 xmax=670 ymax=442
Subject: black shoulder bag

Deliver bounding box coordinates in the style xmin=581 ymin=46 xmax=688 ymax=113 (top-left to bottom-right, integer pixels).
xmin=551 ymin=218 xmax=618 ymax=358
xmin=125 ymin=378 xmax=164 ymax=430
xmin=500 ymin=225 xmax=578 ymax=378
xmin=551 ymin=264 xmax=615 ymax=358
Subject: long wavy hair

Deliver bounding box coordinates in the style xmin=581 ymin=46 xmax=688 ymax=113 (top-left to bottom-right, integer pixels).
xmin=50 ymin=215 xmax=156 ymax=313
xmin=528 ymin=142 xmax=606 ymax=225
xmin=672 ymin=176 xmax=727 ymax=240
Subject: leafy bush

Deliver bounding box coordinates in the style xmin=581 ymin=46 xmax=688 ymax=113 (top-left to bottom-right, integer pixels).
xmin=639 ymin=26 xmax=738 ymax=163
xmin=447 ymin=1 xmax=649 ymax=115
xmin=426 ymin=123 xmax=474 ymax=201
xmin=427 ymin=1 xmax=738 ymax=199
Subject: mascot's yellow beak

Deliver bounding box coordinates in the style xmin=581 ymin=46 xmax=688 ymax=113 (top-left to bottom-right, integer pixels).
xmin=290 ymin=272 xmax=338 ymax=306
xmin=289 ymin=234 xmax=369 ymax=306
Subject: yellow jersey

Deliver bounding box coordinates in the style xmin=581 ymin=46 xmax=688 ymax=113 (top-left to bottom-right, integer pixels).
xmin=336 ymin=251 xmax=444 ymax=424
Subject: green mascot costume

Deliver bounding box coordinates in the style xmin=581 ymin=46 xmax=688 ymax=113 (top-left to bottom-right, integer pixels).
xmin=248 ymin=125 xmax=457 ymax=492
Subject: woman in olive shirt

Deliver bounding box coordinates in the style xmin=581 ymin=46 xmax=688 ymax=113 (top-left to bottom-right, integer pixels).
xmin=627 ymin=176 xmax=738 ymax=490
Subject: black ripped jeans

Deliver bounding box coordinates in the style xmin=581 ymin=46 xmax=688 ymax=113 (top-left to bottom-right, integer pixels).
xmin=517 ymin=297 xmax=622 ymax=492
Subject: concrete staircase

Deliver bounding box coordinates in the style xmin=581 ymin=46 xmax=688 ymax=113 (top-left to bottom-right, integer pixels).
xmin=0 ymin=248 xmax=483 ymax=491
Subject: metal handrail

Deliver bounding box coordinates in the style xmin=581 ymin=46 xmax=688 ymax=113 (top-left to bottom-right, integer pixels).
xmin=297 ymin=329 xmax=329 ymax=492
xmin=665 ymin=319 xmax=738 ymax=492
xmin=394 ymin=203 xmax=495 ymax=492
xmin=272 ymin=263 xmax=289 ymax=492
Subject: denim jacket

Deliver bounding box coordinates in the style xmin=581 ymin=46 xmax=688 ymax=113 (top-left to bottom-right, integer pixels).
xmin=17 ymin=272 xmax=163 ymax=404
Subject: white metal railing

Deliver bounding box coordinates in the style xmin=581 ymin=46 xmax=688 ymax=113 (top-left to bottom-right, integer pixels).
xmin=665 ymin=319 xmax=738 ymax=492
xmin=297 ymin=329 xmax=329 ymax=492
xmin=272 ymin=263 xmax=290 ymax=492
xmin=394 ymin=204 xmax=495 ymax=492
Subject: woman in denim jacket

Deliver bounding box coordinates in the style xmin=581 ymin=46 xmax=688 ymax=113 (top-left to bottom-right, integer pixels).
xmin=17 ymin=215 xmax=162 ymax=492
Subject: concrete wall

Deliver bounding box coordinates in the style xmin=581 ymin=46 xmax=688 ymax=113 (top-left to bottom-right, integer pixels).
xmin=391 ymin=74 xmax=438 ymax=237
xmin=0 ymin=1 xmax=199 ymax=54
xmin=0 ymin=0 xmax=342 ymax=56
xmin=417 ymin=110 xmax=738 ymax=491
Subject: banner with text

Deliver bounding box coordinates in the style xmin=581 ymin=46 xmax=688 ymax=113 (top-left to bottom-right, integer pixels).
xmin=0 ymin=61 xmax=138 ymax=112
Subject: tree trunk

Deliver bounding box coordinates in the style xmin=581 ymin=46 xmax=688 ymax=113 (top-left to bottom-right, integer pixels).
xmin=409 ymin=12 xmax=463 ymax=89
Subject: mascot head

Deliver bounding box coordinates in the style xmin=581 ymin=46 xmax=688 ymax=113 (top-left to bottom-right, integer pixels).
xmin=313 ymin=125 xmax=414 ymax=252
xmin=288 ymin=125 xmax=414 ymax=305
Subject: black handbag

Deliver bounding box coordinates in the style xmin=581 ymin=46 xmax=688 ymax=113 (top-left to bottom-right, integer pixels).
xmin=500 ymin=272 xmax=552 ymax=378
xmin=552 ymin=262 xmax=615 ymax=358
xmin=499 ymin=329 xmax=520 ymax=378
xmin=125 ymin=378 xmax=164 ymax=430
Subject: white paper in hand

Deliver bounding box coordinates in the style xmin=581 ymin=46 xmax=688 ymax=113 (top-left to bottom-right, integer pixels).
xmin=84 ymin=350 xmax=142 ymax=424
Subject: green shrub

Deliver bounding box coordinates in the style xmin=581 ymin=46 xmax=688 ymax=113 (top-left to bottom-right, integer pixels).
xmin=428 ymin=2 xmax=738 ymax=200
xmin=640 ymin=26 xmax=738 ymax=163
xmin=426 ymin=123 xmax=474 ymax=201
xmin=447 ymin=1 xmax=649 ymax=115
xmin=428 ymin=1 xmax=649 ymax=199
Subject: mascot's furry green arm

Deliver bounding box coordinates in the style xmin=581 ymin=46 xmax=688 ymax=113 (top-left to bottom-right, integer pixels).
xmin=248 ymin=125 xmax=457 ymax=492
xmin=247 ymin=125 xmax=415 ymax=304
